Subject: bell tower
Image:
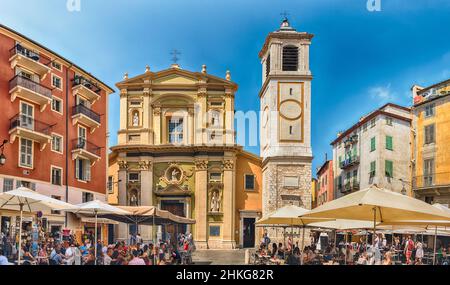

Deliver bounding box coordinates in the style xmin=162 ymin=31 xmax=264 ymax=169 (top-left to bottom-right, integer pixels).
xmin=259 ymin=17 xmax=314 ymax=217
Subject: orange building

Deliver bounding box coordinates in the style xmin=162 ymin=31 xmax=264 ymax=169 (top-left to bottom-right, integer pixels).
xmin=234 ymin=151 xmax=262 ymax=248
xmin=0 ymin=24 xmax=114 ymax=243
xmin=316 ymin=160 xmax=334 ymax=206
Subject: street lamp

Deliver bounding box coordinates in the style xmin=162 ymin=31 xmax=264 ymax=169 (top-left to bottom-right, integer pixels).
xmin=399 ymin=178 xmax=411 ymax=196
xmin=0 ymin=139 xmax=8 ymax=166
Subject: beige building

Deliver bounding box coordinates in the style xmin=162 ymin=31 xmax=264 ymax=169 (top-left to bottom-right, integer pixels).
xmin=107 ymin=63 xmax=264 ymax=249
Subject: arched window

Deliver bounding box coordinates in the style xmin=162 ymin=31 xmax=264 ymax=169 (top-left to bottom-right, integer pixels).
xmin=282 ymin=46 xmax=298 ymax=71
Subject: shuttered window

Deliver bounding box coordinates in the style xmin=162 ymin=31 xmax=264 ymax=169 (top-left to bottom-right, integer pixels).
xmin=370 ymin=137 xmax=376 ymax=152
xmin=370 ymin=161 xmax=376 ymax=177
xmin=386 ymin=136 xmax=393 ymax=150
xmin=424 ymin=124 xmax=435 ymax=144
xmin=385 ymin=160 xmax=393 ymax=178
xmin=282 ymin=46 xmax=298 ymax=71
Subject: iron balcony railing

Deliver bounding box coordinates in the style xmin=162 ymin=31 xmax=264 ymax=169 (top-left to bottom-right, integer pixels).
xmin=72 ymin=75 xmax=101 ymax=94
xmin=9 ymin=74 xmax=52 ymax=99
xmin=9 ymin=44 xmax=51 ymax=65
xmin=72 ymin=104 xmax=101 ymax=124
xmin=340 ymin=155 xmax=360 ymax=169
xmin=9 ymin=114 xmax=53 ymax=135
xmin=412 ymin=173 xmax=450 ymax=189
xmin=72 ymin=138 xmax=101 ymax=157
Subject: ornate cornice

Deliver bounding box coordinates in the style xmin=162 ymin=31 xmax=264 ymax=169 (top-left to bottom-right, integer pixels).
xmin=120 ymin=89 xmax=128 ymax=98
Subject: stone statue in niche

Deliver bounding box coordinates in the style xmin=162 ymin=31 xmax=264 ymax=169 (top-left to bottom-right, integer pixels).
xmin=210 ymin=191 xmax=221 ymax=212
xmin=129 ymin=191 xmax=138 ymax=206
xmin=167 ymin=167 xmax=181 ymax=182
xmin=133 ymin=112 xmax=139 ymax=127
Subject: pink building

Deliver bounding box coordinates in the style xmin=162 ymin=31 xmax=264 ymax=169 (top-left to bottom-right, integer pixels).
xmin=316 ymin=160 xmax=334 ymax=206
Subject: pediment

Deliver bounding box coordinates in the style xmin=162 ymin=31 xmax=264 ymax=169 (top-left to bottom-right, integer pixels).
xmin=153 ymin=73 xmax=198 ymax=84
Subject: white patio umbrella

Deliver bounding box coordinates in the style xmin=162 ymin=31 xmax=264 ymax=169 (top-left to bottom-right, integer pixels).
xmin=0 ymin=187 xmax=77 ymax=265
xmin=68 ymin=200 xmax=130 ymax=265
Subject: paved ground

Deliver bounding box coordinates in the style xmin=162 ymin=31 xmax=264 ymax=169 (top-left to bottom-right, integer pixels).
xmin=192 ymin=249 xmax=247 ymax=265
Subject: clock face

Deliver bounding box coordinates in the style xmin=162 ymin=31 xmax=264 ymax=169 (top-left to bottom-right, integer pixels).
xmin=279 ymin=100 xmax=302 ymax=120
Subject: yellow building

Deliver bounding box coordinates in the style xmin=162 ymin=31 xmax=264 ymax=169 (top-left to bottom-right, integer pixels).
xmin=411 ymin=78 xmax=450 ymax=204
xmin=107 ymin=64 xmax=262 ymax=249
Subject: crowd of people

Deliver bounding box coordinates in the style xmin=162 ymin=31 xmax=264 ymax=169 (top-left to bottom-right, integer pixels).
xmin=255 ymin=231 xmax=450 ymax=265
xmin=0 ymin=230 xmax=196 ymax=265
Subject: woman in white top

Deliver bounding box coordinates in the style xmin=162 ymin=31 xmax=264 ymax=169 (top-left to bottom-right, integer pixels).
xmin=65 ymin=244 xmax=76 ymax=265
xmin=415 ymin=241 xmax=424 ymax=264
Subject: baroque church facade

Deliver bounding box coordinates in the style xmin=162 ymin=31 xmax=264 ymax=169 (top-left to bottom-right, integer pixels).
xmin=108 ymin=18 xmax=313 ymax=249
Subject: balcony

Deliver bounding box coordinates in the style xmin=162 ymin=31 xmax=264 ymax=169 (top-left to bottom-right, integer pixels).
xmin=71 ymin=138 xmax=101 ymax=165
xmin=72 ymin=75 xmax=101 ymax=104
xmin=9 ymin=44 xmax=51 ymax=79
xmin=9 ymin=114 xmax=53 ymax=151
xmin=340 ymin=155 xmax=360 ymax=169
xmin=344 ymin=134 xmax=358 ymax=148
xmin=71 ymin=105 xmax=101 ymax=133
xmin=9 ymin=75 xmax=53 ymax=112
xmin=412 ymin=173 xmax=450 ymax=197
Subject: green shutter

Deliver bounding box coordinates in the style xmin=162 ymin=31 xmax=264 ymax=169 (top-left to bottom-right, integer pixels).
xmin=385 ymin=160 xmax=393 ymax=177
xmin=370 ymin=137 xmax=376 ymax=152
xmin=370 ymin=161 xmax=376 ymax=176
xmin=386 ymin=136 xmax=393 ymax=150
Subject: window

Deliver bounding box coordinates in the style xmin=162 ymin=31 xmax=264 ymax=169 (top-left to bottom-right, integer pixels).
xmin=385 ymin=160 xmax=393 ymax=178
xmin=128 ymin=172 xmax=140 ymax=182
xmin=209 ymin=173 xmax=222 ymax=182
xmin=385 ymin=136 xmax=393 ymax=151
xmin=424 ymin=124 xmax=435 ymax=144
xmin=51 ymin=196 xmax=61 ymax=214
xmin=370 ymin=161 xmax=376 ymax=177
xmin=19 ymin=138 xmax=33 ymax=168
xmin=425 ymin=103 xmax=435 ymax=118
xmin=168 ymin=118 xmax=184 ymax=144
xmin=20 ymin=102 xmax=34 ymax=129
xmin=51 ymin=134 xmax=63 ymax=153
xmin=386 ymin=117 xmax=393 ymax=126
xmin=51 ymin=61 xmax=62 ymax=71
xmin=16 ymin=180 xmax=35 ymax=190
xmin=51 ymin=74 xmax=62 ymax=89
xmin=425 ymin=196 xmax=434 ymax=204
xmin=244 ymin=174 xmax=255 ymax=190
xmin=210 ymin=112 xmax=220 ymax=127
xmin=107 ymin=176 xmax=114 ymax=193
xmin=282 ymin=46 xmax=298 ymax=71
xmin=51 ymin=97 xmax=62 ymax=113
xmin=82 ymin=192 xmax=94 ymax=203
xmin=209 ymin=225 xmax=220 ymax=237
xmin=289 ymin=126 xmax=293 ymax=135
xmin=423 ymin=159 xmax=434 ymax=186
xmin=363 ymin=123 xmax=367 ymax=132
xmin=3 ymin=178 xmax=14 ymax=192
xmin=289 ymin=88 xmax=293 ymax=95
xmin=370 ymin=119 xmax=376 ymax=128
xmin=370 ymin=137 xmax=376 ymax=152
xmin=284 ymin=176 xmax=298 ymax=187
xmin=75 ymin=158 xmax=91 ymax=182
xmin=51 ymin=167 xmax=62 ymax=186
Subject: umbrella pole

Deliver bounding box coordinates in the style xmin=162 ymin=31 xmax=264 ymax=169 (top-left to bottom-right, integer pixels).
xmin=301 ymin=226 xmax=305 ymax=266
xmin=17 ymin=203 xmax=23 ymax=266
xmin=94 ymin=210 xmax=98 ymax=266
xmin=433 ymin=226 xmax=437 ymax=265
xmin=344 ymin=233 xmax=347 ymax=265
xmin=372 ymin=207 xmax=377 ymax=247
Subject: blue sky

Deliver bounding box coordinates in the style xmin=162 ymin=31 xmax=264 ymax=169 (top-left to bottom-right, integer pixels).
xmin=1 ymin=0 xmax=449 ymax=175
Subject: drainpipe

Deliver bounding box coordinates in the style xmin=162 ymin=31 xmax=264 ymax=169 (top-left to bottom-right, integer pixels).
xmin=65 ymin=64 xmax=73 ymax=228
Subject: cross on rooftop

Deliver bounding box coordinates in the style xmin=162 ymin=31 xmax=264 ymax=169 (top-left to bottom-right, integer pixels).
xmin=170 ymin=49 xmax=181 ymax=64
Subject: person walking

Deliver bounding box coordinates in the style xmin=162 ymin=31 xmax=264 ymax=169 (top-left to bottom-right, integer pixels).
xmin=404 ymin=235 xmax=415 ymax=265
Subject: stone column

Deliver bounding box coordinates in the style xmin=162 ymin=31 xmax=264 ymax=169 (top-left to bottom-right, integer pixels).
xmin=194 ymin=158 xmax=208 ymax=249
xmin=118 ymin=89 xmax=128 ymax=145
xmin=224 ymin=89 xmax=234 ymax=145
xmin=188 ymin=108 xmax=194 ymax=145
xmin=117 ymin=160 xmax=128 ymax=241
xmin=139 ymin=159 xmax=153 ymax=242
xmin=221 ymin=156 xmax=236 ymax=249
xmin=153 ymin=107 xmax=161 ymax=145
xmin=196 ymin=89 xmax=207 ymax=145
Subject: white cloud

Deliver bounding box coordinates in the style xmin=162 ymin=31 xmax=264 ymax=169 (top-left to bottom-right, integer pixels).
xmin=368 ymin=83 xmax=396 ymax=102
